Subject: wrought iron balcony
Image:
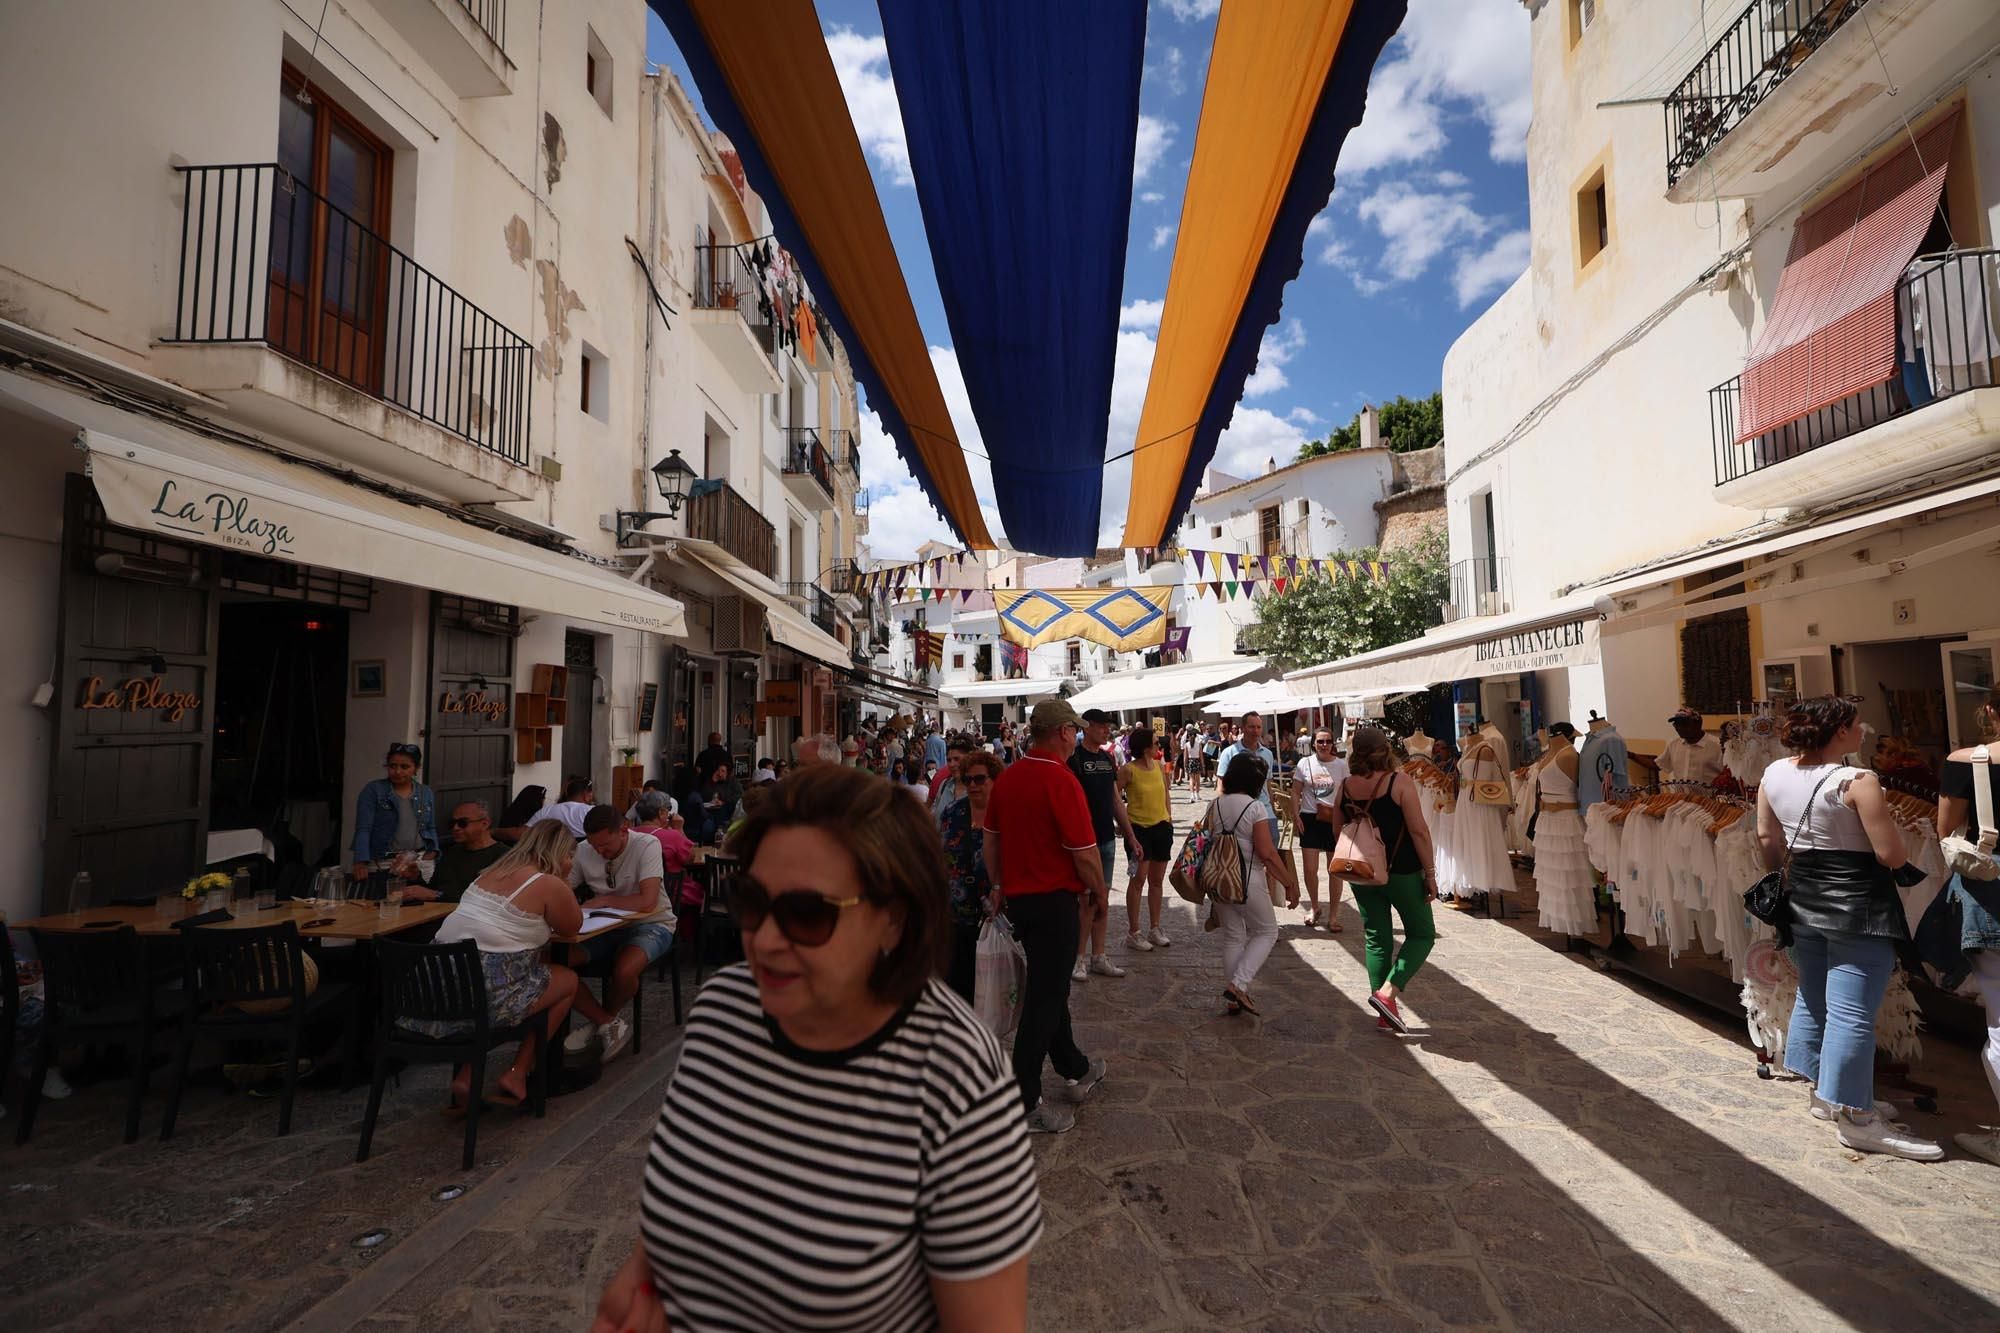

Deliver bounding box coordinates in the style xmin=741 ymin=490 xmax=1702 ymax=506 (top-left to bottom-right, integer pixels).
xmin=1665 ymin=0 xmax=1871 ymax=188
xmin=1444 ymin=558 xmax=1511 ymax=622
xmin=826 ymin=558 xmax=860 ymax=596
xmin=457 ymin=0 xmax=506 ymax=49
xmin=685 ymin=480 xmax=776 ymax=578
xmin=826 ymin=428 xmax=860 ymax=481
xmin=164 ymin=163 xmax=534 ymax=464
xmin=785 ymin=581 xmax=837 ymax=633
xmin=1711 ymin=248 xmax=2000 ymax=492
xmin=782 ymin=427 xmax=835 ymax=503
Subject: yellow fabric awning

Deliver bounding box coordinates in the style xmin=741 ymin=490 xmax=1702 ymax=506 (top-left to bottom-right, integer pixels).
xmin=1123 ymin=0 xmax=1356 ymax=545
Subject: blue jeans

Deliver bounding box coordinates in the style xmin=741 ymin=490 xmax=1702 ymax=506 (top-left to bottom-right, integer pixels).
xmin=1784 ymin=922 xmax=1895 ymax=1111
xmin=1098 ymin=840 xmax=1117 ymax=887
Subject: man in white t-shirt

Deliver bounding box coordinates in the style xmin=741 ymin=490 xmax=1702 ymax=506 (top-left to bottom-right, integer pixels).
xmin=562 ymin=805 xmax=670 ymax=1063
xmin=1293 ymin=727 xmax=1351 ymax=930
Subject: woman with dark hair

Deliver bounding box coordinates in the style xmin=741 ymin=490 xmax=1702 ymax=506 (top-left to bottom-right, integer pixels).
xmin=593 ymin=764 xmax=1040 ymax=1332
xmin=1936 ymin=685 xmax=2000 ymax=1164
xmin=1758 ymin=695 xmax=1939 ymax=1160
xmin=493 ymin=784 xmax=548 ymax=846
xmin=1322 ymin=726 xmax=1438 ymax=1034
xmin=1118 ymin=727 xmax=1175 ymax=950
xmin=350 ymin=743 xmax=437 ymax=880
xmin=696 ymin=760 xmax=742 ymax=836
xmin=1212 ymin=752 xmax=1298 ymax=1015
xmin=941 ymin=749 xmax=1004 ymax=999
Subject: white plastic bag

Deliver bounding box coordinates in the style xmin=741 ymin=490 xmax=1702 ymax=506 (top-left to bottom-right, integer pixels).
xmin=974 ymin=914 xmax=1026 ymax=1038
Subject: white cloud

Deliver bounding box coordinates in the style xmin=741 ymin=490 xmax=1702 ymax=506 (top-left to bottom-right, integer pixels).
xmin=1243 ymin=319 xmax=1305 ymax=398
xmin=1151 ymin=223 xmax=1176 ymax=252
xmin=1452 ymin=228 xmax=1530 ymax=309
xmin=1150 ymin=45 xmax=1188 ymax=97
xmin=1338 ymin=0 xmax=1530 ymax=176
xmin=1305 ymin=214 xmax=1333 ymax=240
xmin=1288 ymin=406 xmax=1326 ymax=428
xmin=1134 ymin=115 xmax=1176 ymax=183
xmin=1119 ymin=298 xmax=1165 ymax=331
xmin=1357 ymin=180 xmax=1493 ymax=285
xmin=1212 ymin=406 xmax=1309 ymax=478
xmin=1159 ymin=0 xmax=1221 ymax=21
xmin=1139 ymin=190 xmax=1165 ymax=205
xmin=825 ymin=28 xmax=912 ymax=186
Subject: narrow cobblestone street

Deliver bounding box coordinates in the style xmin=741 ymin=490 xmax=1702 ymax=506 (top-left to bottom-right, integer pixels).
xmin=10 ymin=786 xmax=2000 ymax=1331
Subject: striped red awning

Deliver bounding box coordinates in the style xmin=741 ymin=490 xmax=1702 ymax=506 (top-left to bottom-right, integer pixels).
xmin=1738 ymin=110 xmax=1960 ymax=444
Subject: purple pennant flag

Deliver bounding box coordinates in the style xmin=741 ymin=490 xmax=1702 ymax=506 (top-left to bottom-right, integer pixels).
xmin=1191 ymin=550 xmax=1206 ymax=578
xmin=1243 ymin=579 xmax=1259 ymax=598
xmin=1164 ymin=626 xmax=1191 ymax=656
xmin=1226 ymin=552 xmax=1241 ymax=577
xmin=959 ymin=588 xmax=972 ymax=604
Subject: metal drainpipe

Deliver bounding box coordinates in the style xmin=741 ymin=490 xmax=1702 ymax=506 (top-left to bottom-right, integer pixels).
xmin=640 ymin=77 xmax=664 ymax=509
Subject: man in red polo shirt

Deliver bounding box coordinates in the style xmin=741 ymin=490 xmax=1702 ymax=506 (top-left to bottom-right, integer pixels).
xmin=983 ymin=698 xmax=1108 ymax=1133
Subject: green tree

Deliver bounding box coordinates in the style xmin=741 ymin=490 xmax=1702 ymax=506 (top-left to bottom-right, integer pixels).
xmin=1244 ymin=530 xmax=1450 ymax=672
xmin=1297 ymin=392 xmax=1444 ymax=461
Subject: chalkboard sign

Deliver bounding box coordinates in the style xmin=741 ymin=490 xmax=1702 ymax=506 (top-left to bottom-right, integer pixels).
xmin=637 ymin=682 xmax=660 ymax=732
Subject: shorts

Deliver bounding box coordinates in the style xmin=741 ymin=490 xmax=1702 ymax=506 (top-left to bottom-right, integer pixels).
xmin=1097 ymin=840 xmax=1117 ymax=885
xmin=1135 ymin=821 xmax=1175 ymax=863
xmin=580 ymin=920 xmax=677 ymax=969
xmin=1299 ymin=816 xmax=1336 ymax=853
xmin=1202 ymin=753 xmax=1218 ymax=775
xmin=399 ymin=947 xmax=549 ymax=1038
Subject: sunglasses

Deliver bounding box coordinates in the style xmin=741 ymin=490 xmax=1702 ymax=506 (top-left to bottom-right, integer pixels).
xmin=450 ymin=816 xmax=487 ymax=828
xmin=729 ymin=873 xmax=863 ymax=947
xmin=964 ymin=773 xmax=992 ymax=786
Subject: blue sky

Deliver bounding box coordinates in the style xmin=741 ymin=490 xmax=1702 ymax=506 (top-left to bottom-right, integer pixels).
xmin=645 ymin=0 xmax=1532 ymax=559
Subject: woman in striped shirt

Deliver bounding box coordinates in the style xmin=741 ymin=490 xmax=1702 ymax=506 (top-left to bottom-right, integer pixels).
xmin=592 ymin=764 xmax=1041 ymax=1333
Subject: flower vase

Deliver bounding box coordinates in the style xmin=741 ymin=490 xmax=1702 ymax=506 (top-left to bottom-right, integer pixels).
xmin=204 ymin=888 xmax=228 ymax=913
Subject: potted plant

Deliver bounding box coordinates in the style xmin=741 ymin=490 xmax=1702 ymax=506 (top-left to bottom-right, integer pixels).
xmin=184 ymin=871 xmax=231 ymax=914
xmin=620 ymin=745 xmax=638 ymax=766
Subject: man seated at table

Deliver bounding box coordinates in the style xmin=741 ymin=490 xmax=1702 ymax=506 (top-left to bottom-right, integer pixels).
xmin=562 ymin=805 xmax=671 ymax=1063
xmin=404 ymin=800 xmax=508 ymax=903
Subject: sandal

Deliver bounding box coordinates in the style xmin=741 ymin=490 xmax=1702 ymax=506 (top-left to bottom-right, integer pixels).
xmin=1222 ymin=988 xmax=1243 ymax=1016
xmin=1225 ymin=984 xmax=1261 ymax=1016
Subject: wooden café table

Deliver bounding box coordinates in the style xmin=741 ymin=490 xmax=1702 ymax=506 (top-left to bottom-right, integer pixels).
xmin=18 ymin=899 xmax=457 ymax=940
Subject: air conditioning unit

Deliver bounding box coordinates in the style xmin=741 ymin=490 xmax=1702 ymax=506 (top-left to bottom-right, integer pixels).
xmin=712 ymin=594 xmax=767 ymax=657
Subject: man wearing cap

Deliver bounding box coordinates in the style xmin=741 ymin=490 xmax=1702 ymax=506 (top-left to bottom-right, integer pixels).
xmin=1218 ymin=711 xmax=1281 ymax=845
xmin=1070 ymin=709 xmax=1138 ymax=982
xmin=1662 ymin=707 xmax=1723 ymax=785
xmin=983 ymin=698 xmax=1109 ymax=1134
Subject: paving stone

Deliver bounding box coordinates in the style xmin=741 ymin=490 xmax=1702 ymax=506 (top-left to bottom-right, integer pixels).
xmin=1389 ymin=1261 xmax=1500 ymax=1326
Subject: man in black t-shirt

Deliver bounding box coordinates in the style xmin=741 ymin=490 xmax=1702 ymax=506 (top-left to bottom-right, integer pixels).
xmin=1069 ymin=709 xmax=1139 ymax=982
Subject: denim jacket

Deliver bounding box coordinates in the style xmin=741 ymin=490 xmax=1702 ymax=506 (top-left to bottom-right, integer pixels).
xmin=1911 ymin=870 xmax=2000 ymax=990
xmin=351 ymin=779 xmax=439 ymax=863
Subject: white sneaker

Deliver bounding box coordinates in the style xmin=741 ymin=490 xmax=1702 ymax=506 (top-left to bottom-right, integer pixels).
xmin=1147 ymin=926 xmax=1171 ymax=948
xmin=1071 ymin=958 xmax=1089 ymax=983
xmin=1060 ymin=1056 xmax=1108 ymax=1104
xmin=562 ymin=1018 xmax=598 ymax=1054
xmin=1810 ymin=1093 xmax=1900 ymax=1123
xmin=1025 ymin=1100 xmax=1075 ymax=1134
xmin=1953 ymin=1131 xmax=2000 ymax=1166
xmin=42 ymin=1069 xmax=73 ymax=1100
xmin=598 ymin=1016 xmax=633 ymax=1063
xmin=1125 ymin=931 xmax=1154 ymax=952
xmin=1089 ymin=954 xmax=1126 ymax=978
xmin=1835 ymin=1110 xmax=1942 ymax=1161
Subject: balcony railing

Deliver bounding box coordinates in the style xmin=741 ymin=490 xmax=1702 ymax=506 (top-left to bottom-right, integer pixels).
xmin=685 ymin=479 xmax=776 ymax=578
xmin=826 ymin=428 xmax=860 ymax=480
xmin=1711 ymin=248 xmax=2000 ymax=485
xmin=782 ymin=427 xmax=835 ymax=498
xmin=785 ymin=581 xmax=837 ymax=633
xmin=694 ymin=238 xmax=763 ymax=332
xmin=165 ymin=163 xmax=533 ymax=464
xmin=457 ymin=0 xmax=506 ymax=49
xmin=826 ymin=558 xmax=859 ymax=596
xmin=1444 ymin=557 xmax=1512 ymax=622
xmin=1665 ymin=0 xmax=1871 ymax=188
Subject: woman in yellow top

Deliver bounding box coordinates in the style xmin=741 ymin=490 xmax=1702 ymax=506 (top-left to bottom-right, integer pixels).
xmin=1119 ymin=727 xmax=1175 ymax=952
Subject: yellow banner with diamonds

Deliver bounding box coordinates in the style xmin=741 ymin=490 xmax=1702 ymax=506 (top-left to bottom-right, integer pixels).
xmin=993 ymin=587 xmax=1174 ymax=651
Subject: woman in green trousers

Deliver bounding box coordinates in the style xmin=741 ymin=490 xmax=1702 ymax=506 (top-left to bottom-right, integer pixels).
xmin=1321 ymin=726 xmax=1438 ymax=1033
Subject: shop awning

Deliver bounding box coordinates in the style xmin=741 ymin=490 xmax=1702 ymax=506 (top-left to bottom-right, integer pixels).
xmin=1196 ymin=680 xmax=1350 ymax=716
xmin=1066 ymin=657 xmax=1264 ymax=714
xmin=1738 ymin=110 xmax=1959 ymax=442
xmin=674 ymin=542 xmax=851 ymax=671
xmin=939 ymin=678 xmax=1062 ymax=702
xmin=1285 ymin=603 xmax=1602 ymax=695
xmin=45 ymin=388 xmax=687 ymax=637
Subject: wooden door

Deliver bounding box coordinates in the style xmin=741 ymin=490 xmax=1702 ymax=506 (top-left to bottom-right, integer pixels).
xmin=663 ymin=645 xmax=694 ymax=773
xmin=428 ymin=596 xmax=516 ymax=823
xmin=563 ymin=632 xmax=597 ymax=787
xmin=268 ymin=66 xmax=392 ymax=393
xmin=45 ymin=479 xmax=218 ymax=911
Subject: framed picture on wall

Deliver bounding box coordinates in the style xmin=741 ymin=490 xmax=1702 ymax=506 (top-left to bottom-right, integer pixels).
xmin=353 ymin=659 xmax=387 ymax=698
xmin=637 ymin=682 xmax=660 ymax=732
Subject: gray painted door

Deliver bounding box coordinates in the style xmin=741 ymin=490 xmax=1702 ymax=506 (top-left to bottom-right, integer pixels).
xmin=563 ymin=631 xmax=596 ymax=789
xmin=46 ymin=478 xmax=218 ymax=912
xmin=427 ymin=595 xmax=516 ymax=825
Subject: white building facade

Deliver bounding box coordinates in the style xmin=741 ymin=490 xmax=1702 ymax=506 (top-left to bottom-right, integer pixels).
xmin=0 ymin=0 xmax=861 ymax=919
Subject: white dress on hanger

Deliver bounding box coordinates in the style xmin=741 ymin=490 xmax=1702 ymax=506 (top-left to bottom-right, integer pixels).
xmin=1450 ymin=741 xmax=1515 ymax=897
xmin=1532 ymin=761 xmax=1596 ymax=936
xmin=1409 ymin=764 xmax=1460 ymax=902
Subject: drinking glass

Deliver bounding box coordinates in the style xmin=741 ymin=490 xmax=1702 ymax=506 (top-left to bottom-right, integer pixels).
xmin=255 ymin=882 xmax=277 ymax=912
xmin=380 ymin=886 xmax=406 ymax=917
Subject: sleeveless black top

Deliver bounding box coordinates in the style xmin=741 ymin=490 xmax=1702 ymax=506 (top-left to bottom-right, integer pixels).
xmin=1340 ymin=773 xmax=1421 ymax=876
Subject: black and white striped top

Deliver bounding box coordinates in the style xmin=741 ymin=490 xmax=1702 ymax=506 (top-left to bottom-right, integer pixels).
xmin=639 ymin=965 xmax=1041 ymax=1330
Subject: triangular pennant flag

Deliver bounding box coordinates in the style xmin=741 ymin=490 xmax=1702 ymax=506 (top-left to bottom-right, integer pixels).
xmin=1226 ymin=552 xmax=1241 ymax=577
xmin=1244 ymin=579 xmax=1259 ymax=598
xmin=1224 ymin=580 xmax=1238 ymax=599
xmin=1369 ymin=560 xmax=1385 ymax=580
xmin=1191 ymin=550 xmax=1206 ymax=578
xmin=960 ymin=588 xmax=972 ymax=604
xmin=1274 ymin=577 xmax=1288 ymax=595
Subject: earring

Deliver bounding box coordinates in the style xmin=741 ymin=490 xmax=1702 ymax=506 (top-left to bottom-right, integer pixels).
xmin=878 ymin=945 xmax=892 ymax=959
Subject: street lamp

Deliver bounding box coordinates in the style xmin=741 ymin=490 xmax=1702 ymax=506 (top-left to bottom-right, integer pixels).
xmin=617 ymin=448 xmax=699 ymax=546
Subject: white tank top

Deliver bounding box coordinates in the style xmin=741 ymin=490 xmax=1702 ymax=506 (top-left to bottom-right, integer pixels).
xmin=1537 ymin=760 xmax=1578 ymax=803
xmin=435 ymin=871 xmax=556 ymax=952
xmin=1761 ymin=760 xmax=1873 ymax=854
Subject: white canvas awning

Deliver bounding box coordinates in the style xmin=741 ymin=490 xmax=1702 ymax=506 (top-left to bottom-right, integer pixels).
xmin=674 ymin=542 xmax=851 ymax=671
xmin=1065 ymin=657 xmax=1265 ymax=714
xmin=939 ymin=678 xmax=1062 ymax=702
xmin=1284 ymin=602 xmax=1602 ymax=695
xmin=1196 ymin=681 xmax=1353 ymax=715
xmin=15 ymin=369 xmax=688 ymax=637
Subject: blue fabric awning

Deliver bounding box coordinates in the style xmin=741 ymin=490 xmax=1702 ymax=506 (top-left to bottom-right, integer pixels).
xmin=877 ymin=0 xmax=1147 ymax=557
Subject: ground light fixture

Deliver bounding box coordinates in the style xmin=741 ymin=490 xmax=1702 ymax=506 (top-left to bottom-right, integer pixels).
xmin=617 ymin=448 xmax=699 ymax=546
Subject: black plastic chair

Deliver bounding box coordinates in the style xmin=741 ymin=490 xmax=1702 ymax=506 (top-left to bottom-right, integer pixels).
xmin=159 ymin=921 xmax=356 ymax=1140
xmin=1 ymin=935 xmax=17 ymax=1126
xmin=689 ymin=861 xmax=742 ymax=983
xmin=19 ymin=926 xmax=179 ymax=1144
xmin=358 ymin=938 xmax=549 ymax=1171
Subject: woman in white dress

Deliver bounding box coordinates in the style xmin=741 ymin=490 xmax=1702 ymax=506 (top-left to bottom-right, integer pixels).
xmin=1533 ymin=722 xmax=1597 ymax=936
